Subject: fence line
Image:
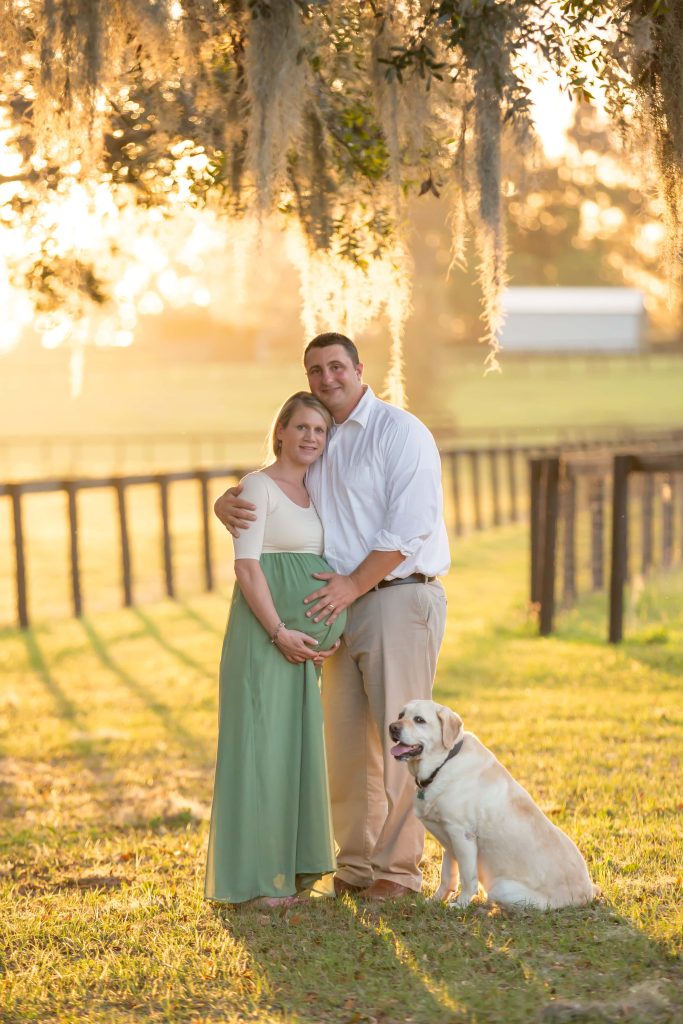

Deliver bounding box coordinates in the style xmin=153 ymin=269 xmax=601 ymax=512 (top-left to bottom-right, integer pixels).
xmin=2 ymin=431 xmax=683 ymax=630
xmin=2 ymin=441 xmax=541 ymax=629
xmin=530 ymin=447 xmax=683 ymax=642
xmin=0 ymin=468 xmax=242 ymax=629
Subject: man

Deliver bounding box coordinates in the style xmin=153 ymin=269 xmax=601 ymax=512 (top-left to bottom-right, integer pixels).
xmin=214 ymin=332 xmax=450 ymax=900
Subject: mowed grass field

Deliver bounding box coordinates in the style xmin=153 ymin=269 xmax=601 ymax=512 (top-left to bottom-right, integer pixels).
xmin=2 ymin=351 xmax=683 ymax=479
xmin=1 ymin=525 xmax=682 ymax=1024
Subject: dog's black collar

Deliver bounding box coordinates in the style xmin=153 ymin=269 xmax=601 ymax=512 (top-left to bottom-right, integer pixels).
xmin=416 ymin=737 xmax=464 ymax=799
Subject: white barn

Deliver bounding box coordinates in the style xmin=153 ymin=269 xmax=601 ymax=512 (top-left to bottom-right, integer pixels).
xmin=500 ymin=287 xmax=645 ymax=353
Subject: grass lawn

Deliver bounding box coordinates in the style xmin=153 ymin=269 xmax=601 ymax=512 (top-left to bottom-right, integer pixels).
xmin=0 ymin=526 xmax=681 ymax=1023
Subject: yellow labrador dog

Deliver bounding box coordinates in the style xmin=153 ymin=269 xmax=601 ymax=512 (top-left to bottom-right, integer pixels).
xmin=390 ymin=700 xmax=596 ymax=909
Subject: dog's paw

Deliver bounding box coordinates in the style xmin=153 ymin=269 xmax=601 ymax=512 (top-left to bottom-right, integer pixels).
xmin=450 ymin=893 xmax=474 ymax=909
xmin=430 ymin=884 xmax=456 ymax=901
xmin=429 ymin=889 xmax=454 ymax=903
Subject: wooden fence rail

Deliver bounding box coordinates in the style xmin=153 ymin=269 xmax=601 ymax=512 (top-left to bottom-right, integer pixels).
xmin=0 ymin=468 xmax=244 ymax=629
xmin=4 ymin=423 xmax=679 ymax=478
xmin=1 ymin=439 xmax=549 ymax=629
xmin=609 ymin=451 xmax=683 ymax=642
xmin=3 ymin=432 xmax=682 ymax=631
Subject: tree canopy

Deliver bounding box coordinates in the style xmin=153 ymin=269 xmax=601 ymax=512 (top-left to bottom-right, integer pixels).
xmin=0 ymin=1 xmax=681 ymax=393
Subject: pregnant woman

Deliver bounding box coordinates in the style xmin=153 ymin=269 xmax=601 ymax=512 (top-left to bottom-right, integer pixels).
xmin=205 ymin=392 xmax=346 ymax=908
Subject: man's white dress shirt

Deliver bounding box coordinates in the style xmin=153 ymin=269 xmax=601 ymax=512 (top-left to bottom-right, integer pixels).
xmin=305 ymin=386 xmax=451 ymax=579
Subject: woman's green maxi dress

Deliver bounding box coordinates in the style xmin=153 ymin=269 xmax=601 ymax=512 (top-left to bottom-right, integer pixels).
xmin=205 ymin=475 xmax=346 ymax=904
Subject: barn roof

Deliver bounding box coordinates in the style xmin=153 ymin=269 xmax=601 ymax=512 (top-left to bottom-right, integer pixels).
xmin=502 ymin=287 xmax=644 ymax=315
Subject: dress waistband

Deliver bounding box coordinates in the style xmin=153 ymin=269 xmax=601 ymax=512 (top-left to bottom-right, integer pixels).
xmin=373 ymin=573 xmax=436 ymax=590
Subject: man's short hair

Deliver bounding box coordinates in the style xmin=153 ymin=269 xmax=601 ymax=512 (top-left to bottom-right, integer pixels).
xmin=304 ymin=332 xmax=361 ymax=366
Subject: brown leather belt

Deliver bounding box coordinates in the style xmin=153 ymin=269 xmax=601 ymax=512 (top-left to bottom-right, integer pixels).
xmin=374 ymin=573 xmax=436 ymax=590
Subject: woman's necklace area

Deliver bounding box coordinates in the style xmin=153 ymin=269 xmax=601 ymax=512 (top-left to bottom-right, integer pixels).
xmin=265 ymin=471 xmax=309 ymax=504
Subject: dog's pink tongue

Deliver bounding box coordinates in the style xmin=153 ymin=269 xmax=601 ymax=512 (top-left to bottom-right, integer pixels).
xmin=391 ymin=743 xmax=414 ymax=758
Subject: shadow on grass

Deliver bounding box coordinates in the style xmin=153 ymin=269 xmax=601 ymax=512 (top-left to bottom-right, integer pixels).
xmin=176 ymin=599 xmax=224 ymax=637
xmin=0 ymin=630 xmax=120 ymax=834
xmin=223 ymin=895 xmax=681 ymax=1024
xmin=79 ymin=617 xmax=209 ymax=764
xmin=130 ymin=607 xmax=214 ymax=680
xmin=21 ymin=628 xmax=81 ymax=724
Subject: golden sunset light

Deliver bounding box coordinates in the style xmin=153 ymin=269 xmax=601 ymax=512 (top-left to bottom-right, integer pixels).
xmin=1 ymin=5 xmax=682 ymax=1023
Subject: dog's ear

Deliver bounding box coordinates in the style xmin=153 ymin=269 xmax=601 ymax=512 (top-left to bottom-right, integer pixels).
xmin=437 ymin=707 xmax=463 ymax=749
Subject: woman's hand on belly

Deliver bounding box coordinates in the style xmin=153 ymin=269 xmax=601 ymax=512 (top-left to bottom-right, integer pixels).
xmin=275 ymin=628 xmax=323 ymax=664
xmin=311 ymin=638 xmax=341 ymax=668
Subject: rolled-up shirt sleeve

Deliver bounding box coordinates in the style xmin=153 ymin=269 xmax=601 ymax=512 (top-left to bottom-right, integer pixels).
xmin=372 ymin=420 xmax=443 ymax=556
xmin=232 ymin=473 xmax=269 ymax=560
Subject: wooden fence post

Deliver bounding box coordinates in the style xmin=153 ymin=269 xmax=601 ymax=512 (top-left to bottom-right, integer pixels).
xmin=641 ymin=473 xmax=654 ymax=575
xmin=609 ymin=455 xmax=632 ymax=643
xmin=529 ymin=458 xmax=544 ymax=605
xmin=589 ymin=476 xmax=605 ymax=591
xmin=158 ymin=475 xmax=175 ymax=599
xmin=198 ymin=472 xmax=214 ymax=591
xmin=539 ymin=457 xmax=560 ymax=636
xmin=449 ymin=453 xmax=463 ymax=536
xmin=489 ymin=449 xmax=501 ymax=527
xmin=661 ymin=474 xmax=674 ymax=568
xmin=65 ymin=482 xmax=82 ymax=618
xmin=115 ymin=479 xmax=133 ymax=607
xmin=507 ymin=448 xmax=518 ymax=522
xmin=561 ymin=471 xmax=577 ymax=606
xmin=469 ymin=451 xmax=483 ymax=531
xmin=9 ymin=485 xmax=28 ymax=629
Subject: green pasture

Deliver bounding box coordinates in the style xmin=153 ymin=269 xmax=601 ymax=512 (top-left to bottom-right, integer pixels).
xmin=2 ymin=351 xmax=683 ymax=479
xmin=434 ymin=350 xmax=683 ymax=437
xmin=1 ymin=525 xmax=681 ymax=1023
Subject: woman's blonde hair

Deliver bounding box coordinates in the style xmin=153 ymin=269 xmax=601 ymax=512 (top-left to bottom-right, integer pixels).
xmin=268 ymin=391 xmax=332 ymax=460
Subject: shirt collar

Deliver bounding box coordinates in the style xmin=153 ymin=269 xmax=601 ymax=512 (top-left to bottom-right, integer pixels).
xmin=335 ymin=385 xmax=376 ymax=430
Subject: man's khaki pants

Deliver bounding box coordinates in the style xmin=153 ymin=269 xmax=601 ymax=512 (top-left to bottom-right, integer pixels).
xmin=322 ymin=580 xmax=447 ymax=892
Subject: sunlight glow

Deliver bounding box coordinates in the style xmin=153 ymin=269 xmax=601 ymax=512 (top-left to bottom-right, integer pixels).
xmin=524 ymin=41 xmax=611 ymax=163
xmin=528 ymin=70 xmax=575 ymax=161
xmin=286 ymin=224 xmax=410 ymax=407
xmin=0 ymin=142 xmax=243 ymax=361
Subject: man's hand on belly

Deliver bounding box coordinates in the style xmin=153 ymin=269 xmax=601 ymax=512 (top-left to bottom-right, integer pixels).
xmin=304 ymin=572 xmax=360 ymax=625
xmin=304 ymin=550 xmax=404 ymax=624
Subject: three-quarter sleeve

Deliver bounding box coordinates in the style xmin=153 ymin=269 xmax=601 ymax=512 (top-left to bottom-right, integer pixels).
xmin=232 ymin=473 xmax=270 ymax=560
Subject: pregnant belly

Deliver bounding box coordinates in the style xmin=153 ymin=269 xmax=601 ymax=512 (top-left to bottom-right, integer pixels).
xmin=258 ymin=551 xmax=347 ymax=650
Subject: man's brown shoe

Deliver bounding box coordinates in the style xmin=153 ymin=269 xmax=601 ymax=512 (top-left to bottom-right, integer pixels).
xmin=361 ymin=879 xmax=415 ymax=901
xmin=333 ymin=876 xmax=365 ymax=897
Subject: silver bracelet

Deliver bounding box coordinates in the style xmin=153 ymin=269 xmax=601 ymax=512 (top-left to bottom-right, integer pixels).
xmin=270 ymin=621 xmax=286 ymax=644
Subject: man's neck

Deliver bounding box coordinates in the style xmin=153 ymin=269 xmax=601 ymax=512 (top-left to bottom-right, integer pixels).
xmin=334 ymin=384 xmax=368 ymax=425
